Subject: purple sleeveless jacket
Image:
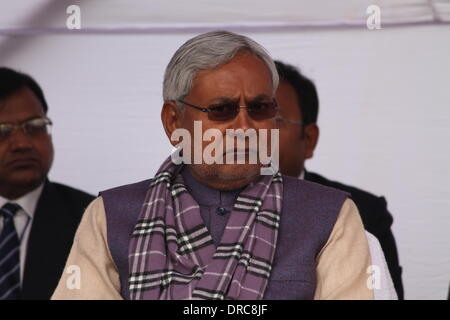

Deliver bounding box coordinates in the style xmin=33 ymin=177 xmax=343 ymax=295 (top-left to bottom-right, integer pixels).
xmin=100 ymin=174 xmax=348 ymax=300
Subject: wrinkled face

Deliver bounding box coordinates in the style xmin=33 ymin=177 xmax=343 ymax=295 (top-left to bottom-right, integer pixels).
xmin=163 ymin=52 xmax=277 ymax=190
xmin=276 ymin=79 xmax=307 ymax=177
xmin=0 ymin=87 xmax=54 ymax=199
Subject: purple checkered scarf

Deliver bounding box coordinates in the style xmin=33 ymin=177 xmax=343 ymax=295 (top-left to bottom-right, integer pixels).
xmin=128 ymin=157 xmax=283 ymax=300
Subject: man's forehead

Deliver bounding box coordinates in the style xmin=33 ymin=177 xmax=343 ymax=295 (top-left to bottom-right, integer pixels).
xmin=188 ymin=57 xmax=273 ymax=103
xmin=0 ymin=87 xmax=45 ymax=122
xmin=276 ymin=80 xmax=302 ymax=117
xmin=207 ymin=94 xmax=273 ymax=104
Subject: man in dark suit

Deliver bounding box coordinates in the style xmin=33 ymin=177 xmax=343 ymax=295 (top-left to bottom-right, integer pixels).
xmin=0 ymin=67 xmax=94 ymax=299
xmin=274 ymin=60 xmax=404 ymax=299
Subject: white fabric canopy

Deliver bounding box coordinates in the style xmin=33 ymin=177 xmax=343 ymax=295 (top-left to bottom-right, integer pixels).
xmin=1 ymin=0 xmax=449 ymax=301
xmin=1 ymin=0 xmax=449 ymax=35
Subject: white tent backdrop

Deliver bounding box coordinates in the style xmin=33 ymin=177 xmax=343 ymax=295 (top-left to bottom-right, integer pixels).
xmin=1 ymin=1 xmax=449 ymax=300
xmin=1 ymin=0 xmax=450 ymax=33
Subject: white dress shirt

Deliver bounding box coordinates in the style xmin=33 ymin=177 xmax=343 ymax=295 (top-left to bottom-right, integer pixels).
xmin=299 ymin=169 xmax=397 ymax=299
xmin=0 ymin=184 xmax=44 ymax=283
xmin=298 ymin=170 xmax=305 ymax=180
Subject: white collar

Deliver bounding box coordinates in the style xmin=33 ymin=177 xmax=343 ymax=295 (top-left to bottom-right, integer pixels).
xmin=298 ymin=170 xmax=305 ymax=180
xmin=0 ymin=183 xmax=45 ymax=218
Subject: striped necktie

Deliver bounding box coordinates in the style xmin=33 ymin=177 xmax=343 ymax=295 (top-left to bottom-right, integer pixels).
xmin=0 ymin=203 xmax=22 ymax=300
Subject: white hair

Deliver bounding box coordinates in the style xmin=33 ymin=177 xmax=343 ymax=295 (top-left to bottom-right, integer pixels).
xmin=163 ymin=30 xmax=279 ymax=106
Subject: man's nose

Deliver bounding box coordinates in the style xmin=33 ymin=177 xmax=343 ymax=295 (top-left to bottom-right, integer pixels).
xmin=8 ymin=128 xmax=33 ymax=151
xmin=233 ymin=106 xmax=254 ymax=131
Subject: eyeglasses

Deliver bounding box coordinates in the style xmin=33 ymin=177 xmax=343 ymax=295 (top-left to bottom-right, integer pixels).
xmin=274 ymin=116 xmax=304 ymax=127
xmin=0 ymin=117 xmax=53 ymax=141
xmin=177 ymin=99 xmax=279 ymax=122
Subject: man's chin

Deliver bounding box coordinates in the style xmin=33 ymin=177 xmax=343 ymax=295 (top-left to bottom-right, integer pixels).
xmin=189 ymin=163 xmax=262 ymax=190
xmin=217 ymin=163 xmax=261 ymax=179
xmin=8 ymin=172 xmax=45 ymax=189
xmin=213 ymin=164 xmax=263 ymax=189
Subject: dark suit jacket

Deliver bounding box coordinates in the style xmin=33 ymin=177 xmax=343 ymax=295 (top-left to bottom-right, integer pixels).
xmin=20 ymin=180 xmax=94 ymax=300
xmin=305 ymin=171 xmax=404 ymax=300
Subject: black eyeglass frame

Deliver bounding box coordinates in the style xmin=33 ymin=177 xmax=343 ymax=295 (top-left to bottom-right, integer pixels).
xmin=0 ymin=117 xmax=53 ymax=139
xmin=176 ymin=99 xmax=279 ymax=120
xmin=274 ymin=115 xmax=304 ymax=127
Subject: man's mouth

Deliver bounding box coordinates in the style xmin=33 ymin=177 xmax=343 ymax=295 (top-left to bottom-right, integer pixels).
xmin=223 ymin=149 xmax=257 ymax=155
xmin=7 ymin=158 xmax=39 ymax=168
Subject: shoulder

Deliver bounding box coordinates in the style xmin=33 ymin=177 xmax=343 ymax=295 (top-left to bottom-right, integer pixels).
xmin=305 ymin=171 xmax=391 ymax=226
xmin=43 ymin=181 xmax=95 ymax=209
xmin=283 ymin=174 xmax=350 ymax=203
xmin=47 ymin=181 xmax=95 ymax=204
xmin=279 ymin=175 xmax=353 ymax=254
xmin=282 ymin=174 xmax=350 ymax=223
xmin=99 ymin=179 xmax=152 ymax=220
xmin=306 ymin=171 xmax=387 ymax=206
xmin=282 ymin=175 xmax=350 ymax=225
xmin=100 ymin=179 xmax=152 ymax=200
xmin=38 ymin=181 xmax=95 ymax=223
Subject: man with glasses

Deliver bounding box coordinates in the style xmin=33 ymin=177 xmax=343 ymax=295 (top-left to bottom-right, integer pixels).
xmin=0 ymin=67 xmax=94 ymax=299
xmin=274 ymin=60 xmax=403 ymax=299
xmin=53 ymin=31 xmax=374 ymax=300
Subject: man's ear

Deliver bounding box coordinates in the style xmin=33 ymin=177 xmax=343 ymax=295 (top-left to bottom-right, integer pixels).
xmin=161 ymin=101 xmax=183 ymax=146
xmin=304 ymin=123 xmax=319 ymax=159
